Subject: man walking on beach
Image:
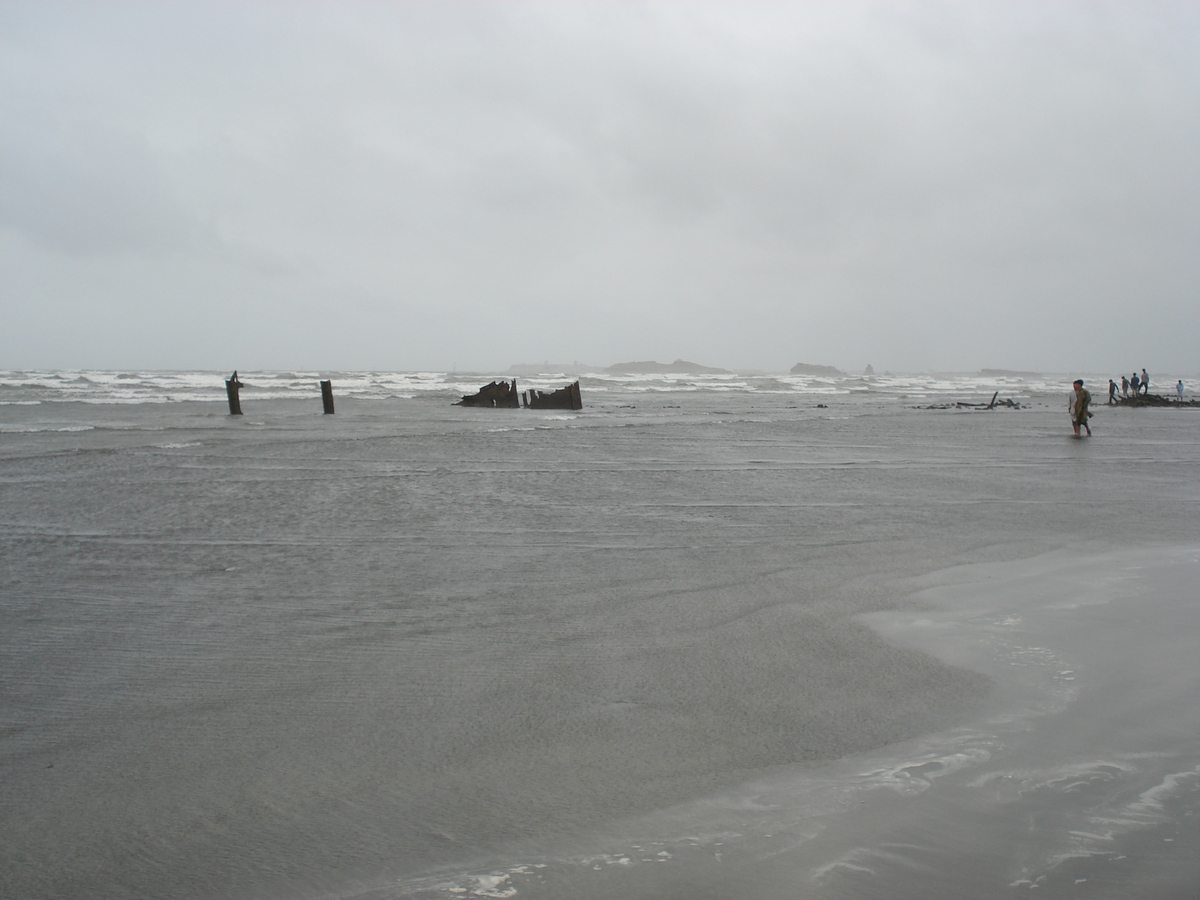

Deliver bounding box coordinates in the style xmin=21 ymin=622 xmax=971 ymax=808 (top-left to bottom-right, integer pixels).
xmin=1070 ymin=379 xmax=1092 ymax=436
xmin=1108 ymin=380 xmax=1117 ymax=404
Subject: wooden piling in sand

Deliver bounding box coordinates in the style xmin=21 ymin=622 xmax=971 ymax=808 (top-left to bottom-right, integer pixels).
xmin=225 ymin=371 xmax=244 ymax=415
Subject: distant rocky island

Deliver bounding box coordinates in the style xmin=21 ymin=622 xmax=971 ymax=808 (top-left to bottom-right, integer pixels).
xmin=789 ymin=362 xmax=844 ymax=376
xmin=605 ymin=359 xmax=732 ymax=375
xmin=506 ymin=363 xmax=594 ymax=375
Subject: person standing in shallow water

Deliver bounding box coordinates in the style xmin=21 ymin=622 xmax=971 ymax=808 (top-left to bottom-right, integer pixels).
xmin=1108 ymin=380 xmax=1117 ymax=405
xmin=1070 ymin=379 xmax=1092 ymax=436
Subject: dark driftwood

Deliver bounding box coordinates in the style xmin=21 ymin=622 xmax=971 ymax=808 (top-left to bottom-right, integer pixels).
xmin=456 ymin=380 xmax=521 ymax=408
xmin=922 ymin=396 xmax=1022 ymax=410
xmin=524 ymin=380 xmax=583 ymax=410
xmin=320 ymin=380 xmax=335 ymax=414
xmin=225 ymin=371 xmax=244 ymax=415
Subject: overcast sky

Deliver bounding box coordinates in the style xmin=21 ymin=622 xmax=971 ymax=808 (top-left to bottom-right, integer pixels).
xmin=2 ymin=1 xmax=1198 ymax=374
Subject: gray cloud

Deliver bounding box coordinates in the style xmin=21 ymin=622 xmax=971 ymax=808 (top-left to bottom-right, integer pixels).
xmin=2 ymin=1 xmax=1199 ymax=372
xmin=0 ymin=106 xmax=208 ymax=255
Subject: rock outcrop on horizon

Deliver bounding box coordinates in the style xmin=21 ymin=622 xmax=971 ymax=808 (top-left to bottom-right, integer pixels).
xmin=789 ymin=363 xmax=843 ymax=376
xmin=605 ymin=359 xmax=731 ymax=375
xmin=506 ymin=363 xmax=594 ymax=375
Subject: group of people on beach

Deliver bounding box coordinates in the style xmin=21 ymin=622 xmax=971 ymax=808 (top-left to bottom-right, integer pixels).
xmin=1104 ymin=370 xmax=1188 ymax=405
xmin=1076 ymin=371 xmax=1189 ymax=435
xmin=1107 ymin=368 xmax=1151 ymax=403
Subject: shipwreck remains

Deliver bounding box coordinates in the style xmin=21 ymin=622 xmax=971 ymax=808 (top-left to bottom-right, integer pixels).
xmin=455 ymin=379 xmax=583 ymax=410
xmin=524 ymin=381 xmax=583 ymax=410
xmin=455 ymin=380 xmax=521 ymax=408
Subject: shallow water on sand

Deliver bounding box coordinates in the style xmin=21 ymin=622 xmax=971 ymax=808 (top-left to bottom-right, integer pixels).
xmin=1 ymin=377 xmax=1198 ymax=898
xmin=368 ymin=546 xmax=1200 ymax=900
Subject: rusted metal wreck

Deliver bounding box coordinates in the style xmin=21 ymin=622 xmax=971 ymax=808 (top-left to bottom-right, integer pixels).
xmin=524 ymin=381 xmax=583 ymax=410
xmin=455 ymin=379 xmax=583 ymax=410
xmin=455 ymin=380 xmax=521 ymax=408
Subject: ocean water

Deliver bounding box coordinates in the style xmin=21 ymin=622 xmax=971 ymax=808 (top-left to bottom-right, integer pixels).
xmin=2 ymin=369 xmax=1197 ymax=899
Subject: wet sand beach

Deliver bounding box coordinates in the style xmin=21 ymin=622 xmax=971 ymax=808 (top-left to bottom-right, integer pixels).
xmin=374 ymin=545 xmax=1200 ymax=900
xmin=1 ymin=371 xmax=1197 ymax=898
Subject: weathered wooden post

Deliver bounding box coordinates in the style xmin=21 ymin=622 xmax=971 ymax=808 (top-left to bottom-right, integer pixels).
xmin=320 ymin=380 xmax=335 ymax=414
xmin=225 ymin=371 xmax=244 ymax=415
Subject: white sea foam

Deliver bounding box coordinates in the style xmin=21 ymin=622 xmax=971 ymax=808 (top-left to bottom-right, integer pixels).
xmin=0 ymin=423 xmax=94 ymax=433
xmin=0 ymin=367 xmax=1153 ymax=407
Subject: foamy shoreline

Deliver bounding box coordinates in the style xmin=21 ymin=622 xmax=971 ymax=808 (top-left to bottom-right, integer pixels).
xmin=849 ymin=543 xmax=1200 ymax=896
xmin=389 ymin=544 xmax=1200 ymax=899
